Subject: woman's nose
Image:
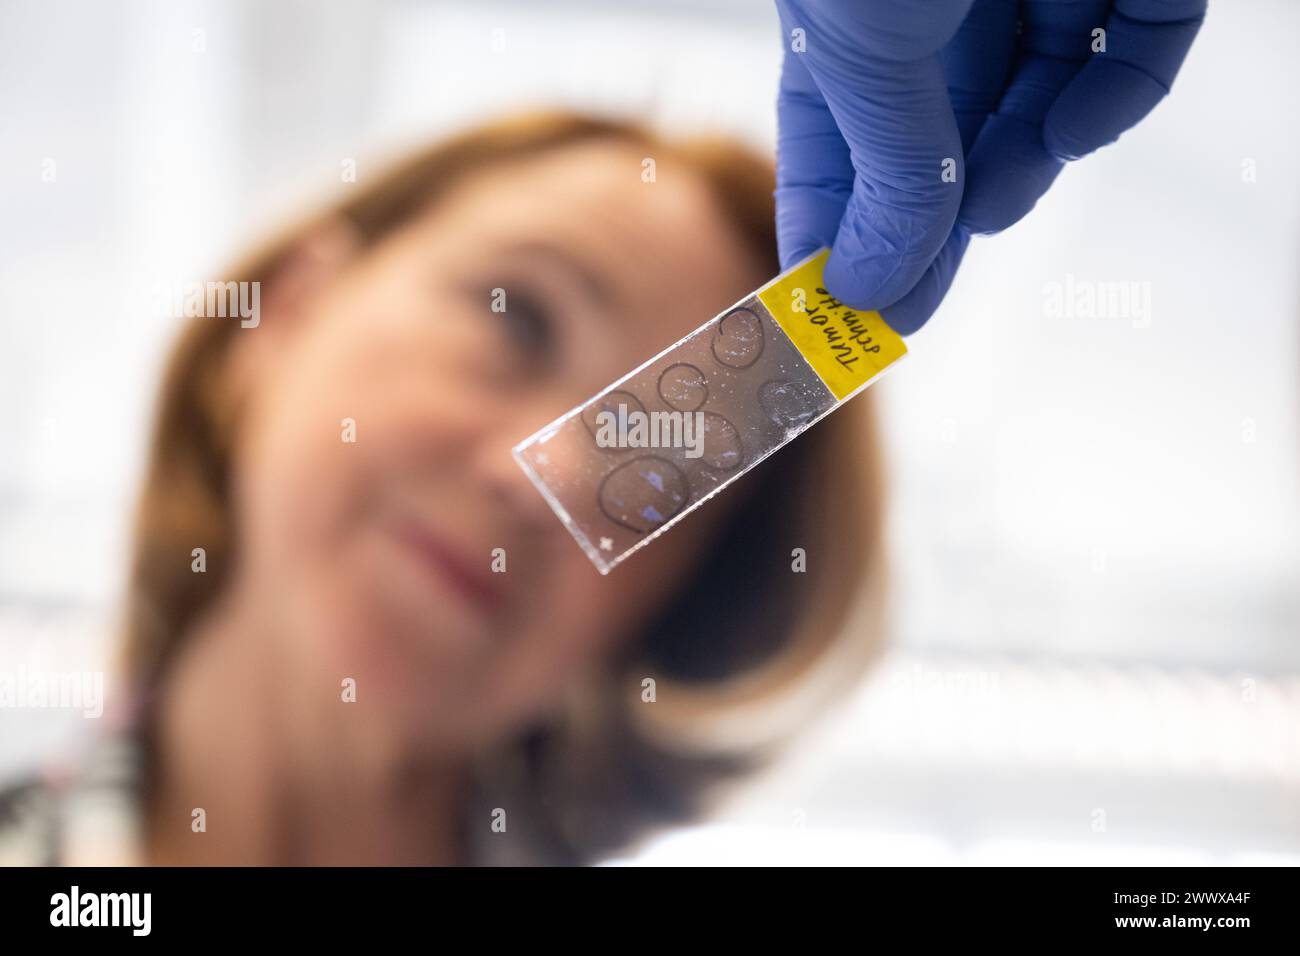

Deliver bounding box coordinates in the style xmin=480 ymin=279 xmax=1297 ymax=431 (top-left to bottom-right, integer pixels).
xmin=470 ymin=424 xmax=561 ymax=531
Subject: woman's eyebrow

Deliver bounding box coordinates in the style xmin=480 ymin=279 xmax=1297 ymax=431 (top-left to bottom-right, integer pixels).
xmin=496 ymin=240 xmax=616 ymax=308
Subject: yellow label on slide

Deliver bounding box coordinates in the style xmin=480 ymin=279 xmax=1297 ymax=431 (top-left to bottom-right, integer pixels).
xmin=756 ymin=249 xmax=907 ymax=401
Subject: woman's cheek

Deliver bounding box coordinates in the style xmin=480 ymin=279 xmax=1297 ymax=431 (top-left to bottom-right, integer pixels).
xmin=230 ymin=332 xmax=387 ymax=568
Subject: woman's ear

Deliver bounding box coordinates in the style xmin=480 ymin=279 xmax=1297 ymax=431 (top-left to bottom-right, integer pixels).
xmin=222 ymin=217 xmax=361 ymax=402
xmin=259 ymin=217 xmax=362 ymax=328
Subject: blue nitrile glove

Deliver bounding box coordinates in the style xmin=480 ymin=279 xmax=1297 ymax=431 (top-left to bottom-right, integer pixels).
xmin=775 ymin=0 xmax=1207 ymax=334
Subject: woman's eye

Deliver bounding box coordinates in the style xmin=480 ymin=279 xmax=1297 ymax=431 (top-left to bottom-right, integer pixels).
xmin=493 ymin=290 xmax=555 ymax=360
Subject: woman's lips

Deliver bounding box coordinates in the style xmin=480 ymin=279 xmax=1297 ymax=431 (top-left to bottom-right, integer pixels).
xmin=388 ymin=520 xmax=502 ymax=615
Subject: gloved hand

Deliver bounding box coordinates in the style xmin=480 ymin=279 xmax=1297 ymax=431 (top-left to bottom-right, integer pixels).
xmin=775 ymin=0 xmax=1206 ymax=334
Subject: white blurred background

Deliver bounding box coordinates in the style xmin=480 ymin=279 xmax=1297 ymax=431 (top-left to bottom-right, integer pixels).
xmin=1 ymin=0 xmax=1296 ymax=865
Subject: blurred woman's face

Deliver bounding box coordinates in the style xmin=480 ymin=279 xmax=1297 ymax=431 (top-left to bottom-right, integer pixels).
xmin=227 ymin=140 xmax=766 ymax=751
